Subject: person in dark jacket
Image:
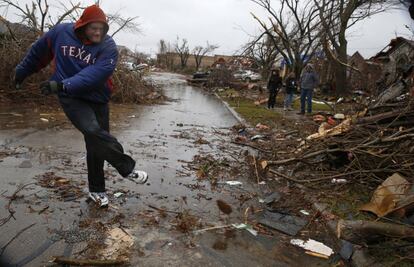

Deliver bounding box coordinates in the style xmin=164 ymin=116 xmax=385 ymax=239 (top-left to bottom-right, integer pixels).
xmin=267 ymin=69 xmax=282 ymax=109
xmin=298 ymin=64 xmax=319 ymax=114
xmin=14 ymin=5 xmax=148 ymax=207
xmin=284 ymin=72 xmax=297 ymax=111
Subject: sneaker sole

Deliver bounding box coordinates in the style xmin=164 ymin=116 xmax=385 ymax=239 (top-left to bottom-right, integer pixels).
xmin=134 ymin=174 xmax=149 ymax=184
xmin=87 ymin=195 xmax=109 ymax=208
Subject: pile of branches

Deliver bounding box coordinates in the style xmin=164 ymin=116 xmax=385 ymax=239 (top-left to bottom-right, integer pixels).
xmin=265 ymin=98 xmax=414 ymax=190
xmin=0 ymin=29 xmax=163 ymax=105
xmin=112 ymin=60 xmax=164 ymax=104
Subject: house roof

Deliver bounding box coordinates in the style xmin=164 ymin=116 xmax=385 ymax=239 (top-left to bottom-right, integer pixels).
xmin=371 ymin=37 xmax=414 ymax=60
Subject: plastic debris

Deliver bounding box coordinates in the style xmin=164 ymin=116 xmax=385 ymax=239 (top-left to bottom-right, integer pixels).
xmin=232 ymin=223 xmax=258 ymax=236
xmin=313 ymin=115 xmax=326 ymax=123
xmin=339 ymin=241 xmax=354 ymax=261
xmin=300 ymin=210 xmax=310 ymax=216
xmin=263 ymin=192 xmax=281 ymax=205
xmin=290 ymin=238 xmax=334 ymax=257
xmin=331 ymin=178 xmax=348 ymax=184
xmin=334 ymin=114 xmax=345 ymax=120
xmin=255 ymin=123 xmax=270 ymax=131
xmin=40 ymin=118 xmax=49 ymax=122
xmin=251 ymin=135 xmax=265 ymax=141
xmin=224 ymin=181 xmax=243 ymax=186
xmin=114 ymin=192 xmax=124 ymax=198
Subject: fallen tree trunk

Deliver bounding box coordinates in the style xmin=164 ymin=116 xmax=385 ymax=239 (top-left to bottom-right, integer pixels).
xmin=266 ymin=148 xmax=343 ymax=166
xmin=357 ymin=110 xmax=414 ymax=125
xmin=52 ymin=257 xmax=127 ymax=266
xmin=373 ymin=81 xmax=405 ymax=108
xmin=337 ymin=220 xmax=414 ymax=245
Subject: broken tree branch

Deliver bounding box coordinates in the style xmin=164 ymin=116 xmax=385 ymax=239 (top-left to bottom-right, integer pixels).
xmin=52 ymin=257 xmax=127 ymax=266
xmin=337 ymin=219 xmax=414 ymax=245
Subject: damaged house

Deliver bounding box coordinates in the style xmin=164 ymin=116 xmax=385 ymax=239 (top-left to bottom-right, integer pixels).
xmin=371 ymin=37 xmax=414 ymax=85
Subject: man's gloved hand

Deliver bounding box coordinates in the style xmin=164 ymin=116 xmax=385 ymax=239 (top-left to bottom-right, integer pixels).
xmin=40 ymin=81 xmax=65 ymax=95
xmin=13 ymin=75 xmax=23 ymax=90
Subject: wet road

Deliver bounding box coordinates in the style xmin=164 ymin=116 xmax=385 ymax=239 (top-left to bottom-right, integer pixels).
xmin=0 ymin=73 xmax=330 ymax=266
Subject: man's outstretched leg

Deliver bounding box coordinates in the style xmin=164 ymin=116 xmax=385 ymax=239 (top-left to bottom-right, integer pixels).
xmin=59 ymin=96 xmax=148 ymax=207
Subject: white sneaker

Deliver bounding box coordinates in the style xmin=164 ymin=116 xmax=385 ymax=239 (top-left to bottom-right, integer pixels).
xmin=88 ymin=192 xmax=109 ymax=207
xmin=127 ymin=170 xmax=148 ymax=184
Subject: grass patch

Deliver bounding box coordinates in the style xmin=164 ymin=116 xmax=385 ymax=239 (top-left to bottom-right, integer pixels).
xmin=224 ymin=97 xmax=282 ymax=127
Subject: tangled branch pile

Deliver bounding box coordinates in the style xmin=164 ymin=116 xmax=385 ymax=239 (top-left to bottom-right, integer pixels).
xmin=265 ymin=99 xmax=414 ymax=189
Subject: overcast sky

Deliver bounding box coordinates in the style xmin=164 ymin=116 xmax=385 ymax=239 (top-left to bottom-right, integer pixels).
xmin=2 ymin=0 xmax=413 ymax=58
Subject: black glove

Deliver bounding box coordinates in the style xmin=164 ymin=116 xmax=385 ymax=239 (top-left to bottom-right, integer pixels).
xmin=40 ymin=81 xmax=65 ymax=95
xmin=13 ymin=75 xmax=24 ymax=90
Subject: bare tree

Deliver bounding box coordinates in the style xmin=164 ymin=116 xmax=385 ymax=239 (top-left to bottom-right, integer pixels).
xmin=251 ymin=0 xmax=321 ymax=78
xmin=242 ymin=33 xmax=280 ymax=78
xmin=157 ymin=39 xmax=175 ymax=69
xmin=192 ymin=42 xmax=218 ymax=70
xmin=174 ymin=37 xmax=190 ymax=69
xmin=0 ymin=0 xmax=80 ymax=34
xmin=107 ymin=11 xmax=140 ymax=37
xmin=313 ymin=0 xmax=390 ymax=94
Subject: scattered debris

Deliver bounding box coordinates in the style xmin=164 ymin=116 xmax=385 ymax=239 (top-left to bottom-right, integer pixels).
xmin=263 ymin=192 xmax=281 ymax=205
xmin=114 ymin=192 xmax=124 ymax=198
xmin=223 ymin=181 xmax=243 ymax=186
xmin=251 ymin=134 xmax=265 ymax=141
xmin=255 ymin=123 xmax=270 ymax=131
xmin=232 ymin=223 xmax=258 ymax=236
xmin=258 ymin=211 xmax=308 ymax=236
xmin=290 ymin=239 xmax=334 ymax=258
xmin=97 ymin=227 xmax=134 ymax=262
xmin=331 ymin=178 xmax=347 ymax=184
xmin=359 ymin=173 xmax=412 ymax=217
xmin=300 ymin=210 xmax=310 ymax=216
xmin=333 ymin=114 xmax=345 ymax=120
xmin=217 ymin=199 xmax=233 ymax=215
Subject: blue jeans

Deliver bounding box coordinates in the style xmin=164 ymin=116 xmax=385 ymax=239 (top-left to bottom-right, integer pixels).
xmin=59 ymin=96 xmax=136 ymax=192
xmin=284 ymin=93 xmax=294 ymax=108
xmin=300 ymin=88 xmax=313 ymax=113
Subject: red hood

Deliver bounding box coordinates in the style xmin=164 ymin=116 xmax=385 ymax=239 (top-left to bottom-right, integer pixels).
xmin=74 ymin=4 xmax=109 ymax=35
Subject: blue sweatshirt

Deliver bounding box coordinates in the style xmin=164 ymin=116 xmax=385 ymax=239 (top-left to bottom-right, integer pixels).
xmin=15 ymin=23 xmax=118 ymax=103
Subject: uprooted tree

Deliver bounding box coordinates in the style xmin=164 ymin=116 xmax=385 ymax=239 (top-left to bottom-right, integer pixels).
xmin=251 ymin=0 xmax=322 ymax=79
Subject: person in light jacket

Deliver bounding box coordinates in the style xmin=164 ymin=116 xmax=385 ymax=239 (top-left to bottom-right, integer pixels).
xmin=298 ymin=64 xmax=319 ymax=114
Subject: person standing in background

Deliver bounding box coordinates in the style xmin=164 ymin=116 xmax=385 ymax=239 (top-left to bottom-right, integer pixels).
xmin=284 ymin=72 xmax=297 ymax=111
xmin=267 ymin=69 xmax=282 ymax=109
xmin=298 ymin=64 xmax=319 ymax=115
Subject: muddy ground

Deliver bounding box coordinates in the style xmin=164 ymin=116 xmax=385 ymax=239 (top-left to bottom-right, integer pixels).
xmin=0 ymin=73 xmax=337 ymax=267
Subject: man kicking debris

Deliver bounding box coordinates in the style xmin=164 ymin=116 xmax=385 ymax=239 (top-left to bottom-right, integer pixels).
xmin=14 ymin=4 xmax=148 ymax=207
